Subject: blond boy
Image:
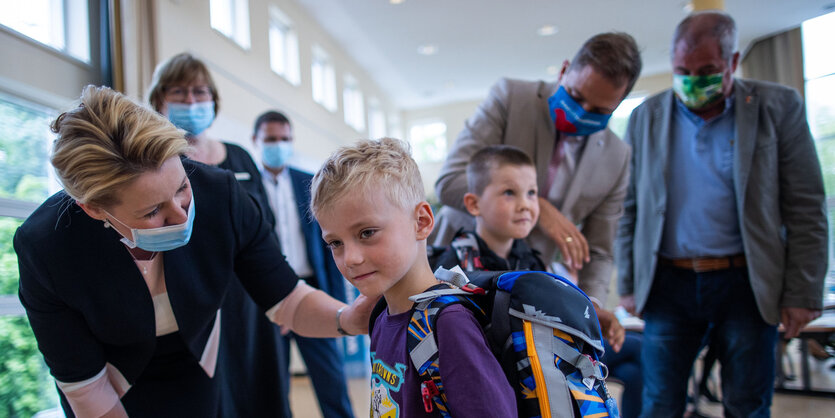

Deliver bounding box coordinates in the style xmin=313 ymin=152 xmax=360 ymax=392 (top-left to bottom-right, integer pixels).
xmin=311 ymin=138 xmax=515 ymax=417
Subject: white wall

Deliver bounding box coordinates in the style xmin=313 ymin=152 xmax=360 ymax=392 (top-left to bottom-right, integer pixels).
xmin=151 ymin=0 xmax=398 ymax=171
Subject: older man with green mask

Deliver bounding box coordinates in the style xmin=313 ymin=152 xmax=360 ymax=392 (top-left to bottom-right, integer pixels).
xmin=616 ymin=11 xmax=827 ymax=417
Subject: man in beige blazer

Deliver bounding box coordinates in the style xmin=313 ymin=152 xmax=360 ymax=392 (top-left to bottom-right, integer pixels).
xmin=433 ymin=32 xmax=642 ymax=351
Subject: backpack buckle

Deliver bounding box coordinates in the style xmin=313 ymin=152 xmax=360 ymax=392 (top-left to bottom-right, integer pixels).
xmin=421 ymin=380 xmax=439 ymax=412
xmin=460 ymin=283 xmax=485 ymax=294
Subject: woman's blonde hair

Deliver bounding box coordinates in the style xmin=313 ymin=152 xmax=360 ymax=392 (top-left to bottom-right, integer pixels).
xmin=147 ymin=52 xmax=220 ymax=115
xmin=51 ymin=85 xmax=189 ymax=207
xmin=310 ymin=138 xmax=424 ymax=217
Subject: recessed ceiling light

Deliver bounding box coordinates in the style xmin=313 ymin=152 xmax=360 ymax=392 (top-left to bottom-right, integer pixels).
xmin=417 ymin=44 xmax=438 ymax=55
xmin=390 ymin=0 xmax=405 ymax=4
xmin=537 ymin=25 xmax=558 ymax=36
xmin=546 ymin=65 xmax=560 ymax=75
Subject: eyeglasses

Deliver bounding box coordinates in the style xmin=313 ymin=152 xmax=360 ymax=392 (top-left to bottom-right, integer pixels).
xmin=164 ymin=86 xmax=213 ymax=102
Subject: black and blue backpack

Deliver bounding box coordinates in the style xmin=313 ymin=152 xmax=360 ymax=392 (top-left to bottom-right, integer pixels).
xmin=370 ymin=266 xmax=619 ymax=418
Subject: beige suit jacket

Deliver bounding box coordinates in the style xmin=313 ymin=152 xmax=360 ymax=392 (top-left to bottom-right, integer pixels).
xmin=434 ymin=77 xmax=631 ymax=303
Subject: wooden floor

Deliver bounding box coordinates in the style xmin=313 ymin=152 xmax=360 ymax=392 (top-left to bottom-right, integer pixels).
xmin=288 ymin=352 xmax=835 ymax=418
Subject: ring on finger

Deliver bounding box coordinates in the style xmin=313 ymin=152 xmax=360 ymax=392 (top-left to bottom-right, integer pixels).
xmin=565 ymin=236 xmax=573 ymax=243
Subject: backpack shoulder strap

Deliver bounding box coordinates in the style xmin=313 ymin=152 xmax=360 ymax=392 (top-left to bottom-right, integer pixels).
xmin=368 ymin=297 xmax=389 ymax=337
xmin=450 ymin=231 xmax=482 ymax=271
xmin=407 ymin=285 xmax=491 ymax=416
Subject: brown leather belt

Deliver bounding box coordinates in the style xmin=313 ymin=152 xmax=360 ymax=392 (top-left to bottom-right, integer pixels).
xmin=659 ymin=255 xmax=746 ymax=273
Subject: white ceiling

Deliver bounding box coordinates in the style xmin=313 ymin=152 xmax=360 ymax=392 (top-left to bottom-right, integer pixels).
xmin=294 ymin=0 xmax=835 ymax=110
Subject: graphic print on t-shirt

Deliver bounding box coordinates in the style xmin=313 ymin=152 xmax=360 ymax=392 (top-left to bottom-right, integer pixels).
xmin=370 ymin=352 xmax=406 ymax=418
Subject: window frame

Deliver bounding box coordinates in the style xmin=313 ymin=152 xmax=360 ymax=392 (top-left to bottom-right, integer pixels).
xmin=367 ymin=98 xmax=387 ymax=140
xmin=0 ymin=0 xmax=92 ymax=64
xmin=210 ymin=0 xmax=252 ymax=50
xmin=268 ymin=5 xmax=300 ymax=86
xmin=342 ymin=74 xmax=365 ymax=132
xmin=311 ymin=44 xmax=337 ymax=112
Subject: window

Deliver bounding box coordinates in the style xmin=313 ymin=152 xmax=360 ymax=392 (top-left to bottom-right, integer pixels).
xmin=0 ymin=92 xmax=61 ymax=417
xmin=802 ymin=10 xmax=835 ymax=307
xmin=608 ymin=95 xmax=646 ymax=139
xmin=311 ymin=45 xmax=337 ymax=112
xmin=408 ymin=120 xmax=447 ymax=163
xmin=343 ymin=74 xmax=365 ymax=132
xmin=368 ymin=98 xmax=387 ymax=139
xmin=268 ymin=5 xmax=300 ymax=85
xmin=0 ymin=0 xmax=90 ymax=62
xmin=388 ymin=113 xmax=403 ymax=141
xmin=210 ymin=0 xmax=251 ymax=50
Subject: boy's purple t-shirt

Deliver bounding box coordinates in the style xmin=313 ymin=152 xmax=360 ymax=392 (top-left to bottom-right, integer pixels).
xmin=369 ymin=304 xmax=516 ymax=418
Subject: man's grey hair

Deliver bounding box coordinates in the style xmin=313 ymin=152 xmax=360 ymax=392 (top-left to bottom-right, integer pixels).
xmin=672 ymin=11 xmax=738 ymax=62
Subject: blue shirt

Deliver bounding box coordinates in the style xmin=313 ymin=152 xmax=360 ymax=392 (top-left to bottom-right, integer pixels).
xmin=660 ymin=96 xmax=743 ymax=258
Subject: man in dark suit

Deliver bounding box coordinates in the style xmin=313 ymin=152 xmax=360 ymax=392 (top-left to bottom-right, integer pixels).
xmin=252 ymin=111 xmax=354 ymax=418
xmin=616 ymin=11 xmax=827 ymax=416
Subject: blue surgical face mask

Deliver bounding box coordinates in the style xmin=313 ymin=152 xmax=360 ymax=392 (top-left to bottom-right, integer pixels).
xmin=166 ymin=101 xmax=215 ymax=136
xmin=261 ymin=142 xmax=294 ymax=169
xmin=547 ymin=86 xmax=612 ymax=136
xmin=104 ymin=192 xmax=196 ymax=252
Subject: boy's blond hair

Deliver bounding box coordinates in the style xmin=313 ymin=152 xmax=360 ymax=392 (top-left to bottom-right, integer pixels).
xmin=311 ymin=138 xmax=424 ymax=217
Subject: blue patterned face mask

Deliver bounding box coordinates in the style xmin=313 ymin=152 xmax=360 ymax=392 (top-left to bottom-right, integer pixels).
xmin=166 ymin=101 xmax=215 ymax=136
xmin=261 ymin=142 xmax=294 ymax=169
xmin=105 ymin=192 xmax=196 ymax=252
xmin=547 ymin=86 xmax=612 ymax=136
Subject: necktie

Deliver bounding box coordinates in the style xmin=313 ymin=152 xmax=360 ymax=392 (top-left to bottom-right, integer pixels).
xmin=546 ymin=134 xmax=566 ymax=194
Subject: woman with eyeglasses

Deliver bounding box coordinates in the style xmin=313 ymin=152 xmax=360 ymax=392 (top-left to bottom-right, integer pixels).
xmin=145 ymin=53 xmax=289 ymax=417
xmin=15 ymin=86 xmax=374 ymax=418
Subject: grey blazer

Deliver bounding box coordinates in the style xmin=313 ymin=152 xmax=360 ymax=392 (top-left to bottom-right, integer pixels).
xmin=434 ymin=77 xmax=631 ymax=303
xmin=615 ymin=78 xmax=828 ymax=324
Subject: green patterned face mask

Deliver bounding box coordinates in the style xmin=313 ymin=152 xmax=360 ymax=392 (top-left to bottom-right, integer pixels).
xmin=673 ymin=73 xmax=724 ymax=109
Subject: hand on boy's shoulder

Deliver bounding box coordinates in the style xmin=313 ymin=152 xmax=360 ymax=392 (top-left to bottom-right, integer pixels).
xmin=344 ymin=293 xmax=383 ymax=335
xmin=537 ymin=197 xmax=589 ymax=270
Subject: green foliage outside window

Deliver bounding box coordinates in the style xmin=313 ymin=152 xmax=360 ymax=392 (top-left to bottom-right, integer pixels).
xmin=0 ymin=98 xmax=51 ymax=202
xmin=0 ymin=95 xmax=60 ymax=417
xmin=0 ymin=218 xmax=59 ymax=418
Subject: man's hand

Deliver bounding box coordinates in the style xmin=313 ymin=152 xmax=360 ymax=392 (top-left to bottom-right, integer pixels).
xmin=620 ymin=294 xmax=637 ymax=317
xmin=537 ymin=197 xmax=589 ymax=270
xmin=781 ymin=307 xmax=821 ymax=339
xmin=596 ymin=306 xmax=625 ymax=352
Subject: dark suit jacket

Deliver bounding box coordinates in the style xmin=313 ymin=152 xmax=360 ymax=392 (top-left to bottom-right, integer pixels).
xmin=288 ymin=168 xmax=346 ymax=302
xmin=15 ymin=159 xmax=298 ymax=385
xmin=221 ymin=142 xmax=276 ymax=228
xmin=615 ymin=79 xmax=828 ymax=324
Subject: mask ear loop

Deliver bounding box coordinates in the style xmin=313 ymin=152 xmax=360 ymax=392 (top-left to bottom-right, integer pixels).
xmin=102 ymin=216 xmax=138 ymax=248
